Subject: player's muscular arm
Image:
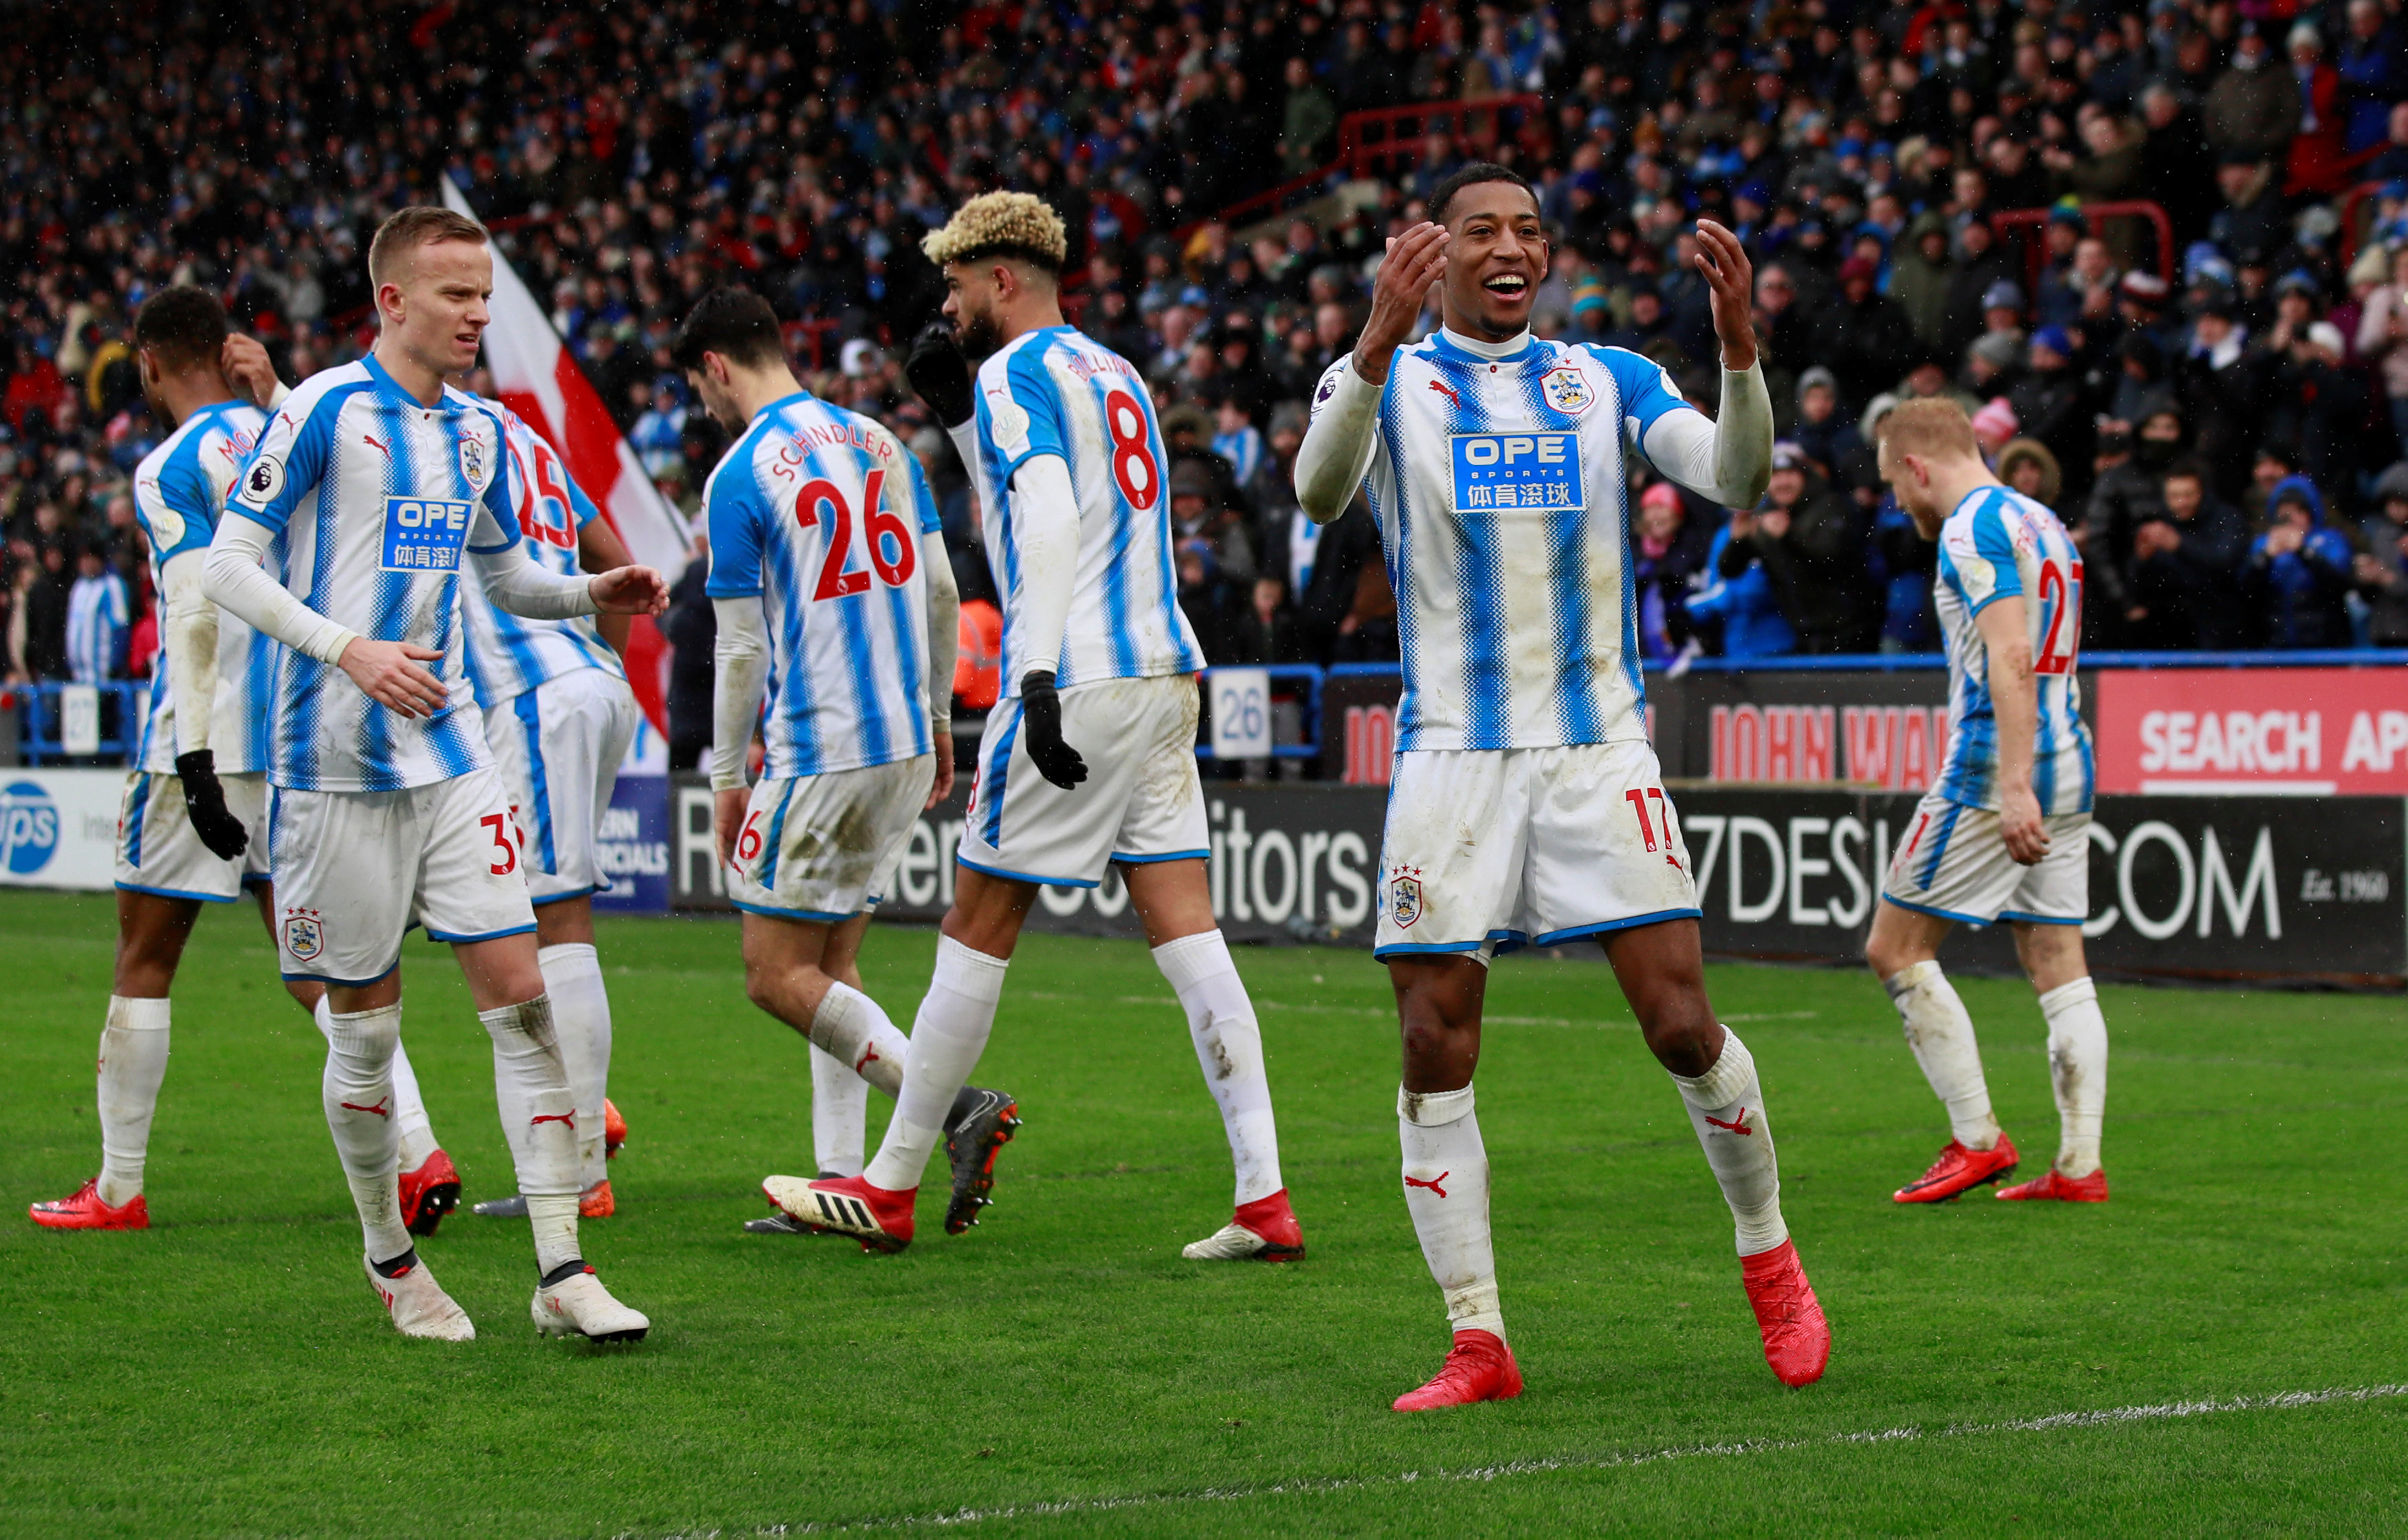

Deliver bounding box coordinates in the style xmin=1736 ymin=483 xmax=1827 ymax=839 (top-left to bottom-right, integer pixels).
xmin=921 ymin=530 xmax=958 ymax=805
xmin=577 ymin=514 xmax=636 ymax=654
xmin=709 ymin=594 xmax=770 ymax=865
xmin=1976 ymin=595 xmax=2050 ymax=865
xmin=1295 ymin=223 xmax=1446 ymax=524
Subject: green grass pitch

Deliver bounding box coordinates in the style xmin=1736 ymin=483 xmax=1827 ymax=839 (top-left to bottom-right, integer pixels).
xmin=2 ymin=887 xmax=2403 ymax=1537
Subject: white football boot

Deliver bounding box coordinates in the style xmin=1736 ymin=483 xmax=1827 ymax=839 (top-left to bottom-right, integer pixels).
xmin=530 ymin=1263 xmax=650 ymax=1343
xmin=365 ymin=1254 xmax=475 ymax=1341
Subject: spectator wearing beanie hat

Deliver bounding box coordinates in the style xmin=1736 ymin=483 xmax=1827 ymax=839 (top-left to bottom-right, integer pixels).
xmin=2354 ymin=462 xmax=2408 ymax=645
xmin=1808 ymin=255 xmax=1917 ymax=409
xmin=2244 ymin=475 xmax=2358 ymax=648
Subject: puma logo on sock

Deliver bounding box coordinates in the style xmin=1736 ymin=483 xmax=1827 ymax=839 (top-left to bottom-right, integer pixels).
xmin=1405 ymin=1171 xmax=1450 ymax=1199
xmin=1704 ymin=1108 xmax=1754 ymax=1136
xmin=339 ymin=1098 xmax=390 ymax=1119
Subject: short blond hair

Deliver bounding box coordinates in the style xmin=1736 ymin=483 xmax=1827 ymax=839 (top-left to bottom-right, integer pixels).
xmin=921 ymin=192 xmax=1068 ymax=273
xmin=368 ymin=206 xmax=488 ymax=288
xmin=1878 ymin=396 xmax=1979 ymax=462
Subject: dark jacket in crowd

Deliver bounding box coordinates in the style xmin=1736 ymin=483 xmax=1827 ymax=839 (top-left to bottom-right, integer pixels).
xmin=661 ymin=553 xmax=717 ymax=771
xmin=1718 ymin=474 xmax=1878 ymax=653
xmin=2128 ymin=487 xmax=2252 ymax=649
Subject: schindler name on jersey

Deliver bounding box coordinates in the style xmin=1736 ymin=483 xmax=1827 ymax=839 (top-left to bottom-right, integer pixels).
xmin=1449 ymin=432 xmax=1582 ymax=513
xmin=381 ymin=496 xmax=474 ymax=572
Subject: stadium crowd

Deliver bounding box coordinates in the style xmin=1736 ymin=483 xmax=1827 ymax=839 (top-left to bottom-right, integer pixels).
xmin=8 ymin=0 xmax=2408 ymax=720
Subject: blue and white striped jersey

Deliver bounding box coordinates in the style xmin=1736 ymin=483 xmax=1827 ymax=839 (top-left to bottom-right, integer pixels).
xmin=969 ymin=325 xmax=1205 ymax=695
xmin=131 ymin=398 xmax=281 ymax=773
xmin=1312 ymin=331 xmax=1697 ymax=751
xmin=65 ymin=573 xmax=128 ymax=685
xmin=459 ymin=403 xmax=624 ymax=707
xmin=226 ymin=355 xmax=517 ymax=793
xmin=703 ymin=390 xmax=940 ymax=778
xmin=1932 ymin=485 xmax=2094 ymax=815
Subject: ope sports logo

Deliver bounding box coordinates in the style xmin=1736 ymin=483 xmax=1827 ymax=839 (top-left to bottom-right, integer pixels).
xmin=0 ymin=780 xmax=61 ymax=875
xmin=1449 ymin=431 xmax=1584 ymax=513
xmin=381 ymin=495 xmax=474 ymax=573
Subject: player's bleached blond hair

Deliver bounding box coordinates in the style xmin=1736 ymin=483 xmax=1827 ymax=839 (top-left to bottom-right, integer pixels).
xmin=921 ymin=192 xmax=1068 ymax=274
xmin=1877 ymin=396 xmax=1979 ymax=462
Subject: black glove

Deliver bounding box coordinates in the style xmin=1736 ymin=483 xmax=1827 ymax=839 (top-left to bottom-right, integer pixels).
xmin=175 ymin=749 xmax=250 ymax=862
xmin=904 ymin=322 xmax=976 ymax=428
xmin=1017 ymin=670 xmax=1088 ymax=790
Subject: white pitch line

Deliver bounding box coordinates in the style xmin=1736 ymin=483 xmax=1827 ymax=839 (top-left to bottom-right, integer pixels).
xmin=700 ymin=1383 xmax=2407 ymax=1536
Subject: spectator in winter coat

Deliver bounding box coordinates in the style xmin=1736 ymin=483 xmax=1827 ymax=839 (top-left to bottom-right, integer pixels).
xmin=2259 ymin=322 xmax=2370 ymax=497
xmin=2008 ymin=328 xmax=2098 ymax=482
xmin=1888 ymin=212 xmax=1957 ymax=354
xmin=1789 ymin=367 xmax=1864 ymax=482
xmin=1713 ymin=445 xmax=1878 ymax=654
xmin=2353 ymin=470 xmax=2408 ymax=645
xmin=2339 ymin=0 xmax=2407 ymax=156
xmin=1808 ymin=256 xmax=1918 ymax=410
xmin=2242 ymin=475 xmax=2358 ymax=648
xmin=1688 ymin=512 xmax=1797 ymax=659
xmin=1997 ymin=437 xmax=2063 ymax=507
xmin=2129 ymin=461 xmax=2253 ymax=648
xmin=661 ymin=530 xmax=717 ymax=773
xmin=1629 ymin=480 xmax=1713 ymax=664
xmin=1870 ymin=487 xmax=1939 ymax=650
xmin=2205 ymin=25 xmax=2303 ymax=163
xmin=2352 ymin=244 xmax=2408 ymax=458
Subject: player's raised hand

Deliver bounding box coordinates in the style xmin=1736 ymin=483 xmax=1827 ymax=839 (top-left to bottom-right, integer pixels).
xmin=338 ymin=638 xmax=449 ymax=718
xmin=1017 ymin=670 xmax=1087 ymax=790
xmin=1355 ymin=221 xmax=1450 ymax=383
xmin=1693 ymin=220 xmax=1759 ymax=372
xmin=1999 ymin=782 xmax=2051 ymax=866
xmin=221 ymin=333 xmax=283 ymax=407
xmin=589 ymin=565 xmax=669 ymax=615
xmin=904 ymin=323 xmax=976 ymax=428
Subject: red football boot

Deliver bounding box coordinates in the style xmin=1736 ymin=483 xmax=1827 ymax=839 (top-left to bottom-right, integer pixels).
xmin=1741 ymin=1239 xmax=1831 ymax=1387
xmin=1997 ymin=1167 xmax=2108 ymax=1202
xmin=398 ymin=1148 xmax=462 ymax=1237
xmin=1181 ymin=1187 xmax=1307 ymax=1261
xmin=1393 ymin=1329 xmax=1524 ymax=1411
xmin=579 ymin=1178 xmax=616 ymax=1218
xmin=760 ymin=1173 xmax=915 ymax=1253
xmin=30 ymin=1179 xmax=149 ymax=1231
xmin=1893 ymin=1132 xmax=2019 ymax=1204
xmin=603 ymin=1098 xmax=627 ymax=1160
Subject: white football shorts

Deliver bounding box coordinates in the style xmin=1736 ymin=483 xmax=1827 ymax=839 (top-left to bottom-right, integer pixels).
xmin=1880 ymin=790 xmax=2089 ymax=927
xmin=728 ymin=753 xmax=937 ymax=922
xmin=1374 ymin=738 xmax=1701 ymax=961
xmin=268 ymin=765 xmax=537 ymax=984
xmin=115 ymin=769 xmax=271 ymax=903
xmin=482 ymin=667 xmax=640 ymax=906
xmin=957 ymin=672 xmax=1207 ymax=888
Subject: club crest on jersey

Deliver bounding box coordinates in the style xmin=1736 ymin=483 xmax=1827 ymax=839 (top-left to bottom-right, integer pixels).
xmin=458 ymin=434 xmax=489 ymax=491
xmin=1450 ymin=432 xmax=1584 ymax=514
xmin=282 ymin=910 xmax=324 ymax=963
xmin=1388 ymin=866 xmax=1425 ymax=928
xmin=1540 ymin=365 xmax=1593 ymax=415
xmin=381 ymin=496 xmax=473 ymax=573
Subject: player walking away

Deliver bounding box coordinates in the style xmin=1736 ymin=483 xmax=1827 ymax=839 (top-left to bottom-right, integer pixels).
xmin=1292 ymin=165 xmax=1829 ymax=1409
xmin=201 ymin=206 xmax=667 ymax=1343
xmin=422 ymin=399 xmax=642 ymax=1225
xmin=1867 ymin=399 xmax=2109 ymax=1206
xmin=667 ymin=288 xmax=1019 ymax=1241
xmin=775 ymin=193 xmax=1304 ymax=1263
xmin=30 ymin=294 xmax=331 ymax=1231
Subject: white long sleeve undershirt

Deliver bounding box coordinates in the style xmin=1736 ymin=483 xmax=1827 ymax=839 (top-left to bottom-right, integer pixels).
xmin=1000 ymin=451 xmax=1079 ymax=687
xmin=203 ymin=512 xmax=358 ymax=664
xmin=709 ymin=595 xmax=769 ymax=792
xmin=920 ymin=529 xmax=958 ymax=738
xmin=157 ymin=548 xmax=218 ymax=758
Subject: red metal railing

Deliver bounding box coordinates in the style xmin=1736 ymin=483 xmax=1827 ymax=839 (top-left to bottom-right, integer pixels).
xmin=1184 ymin=94 xmax=1545 ymax=238
xmin=1990 ymin=200 xmax=2174 ymax=292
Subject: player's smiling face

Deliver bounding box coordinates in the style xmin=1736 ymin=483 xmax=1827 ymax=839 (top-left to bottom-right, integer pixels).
xmin=383 ymin=237 xmax=494 ymax=381
xmin=1439 ymin=182 xmax=1548 ymax=342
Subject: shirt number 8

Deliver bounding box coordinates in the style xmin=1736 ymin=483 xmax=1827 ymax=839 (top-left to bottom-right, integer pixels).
xmin=1104 ymin=391 xmax=1159 ymax=511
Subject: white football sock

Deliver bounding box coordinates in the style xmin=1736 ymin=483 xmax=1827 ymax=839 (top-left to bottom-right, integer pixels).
xmin=386 ymin=1038 xmax=440 ymax=1173
xmin=810 ymin=980 xmax=908 ymax=1100
xmin=1155 ymin=930 xmax=1284 ymax=1206
xmin=1670 ymin=1029 xmax=1789 ymax=1256
xmin=2039 ymin=976 xmax=2108 ymax=1177
xmin=95 ymin=995 xmax=173 ymax=1208
xmin=479 ymin=996 xmax=582 ymax=1273
xmin=1884 ymin=960 xmax=2001 ymax=1149
xmin=321 ymin=1003 xmax=410 ymax=1263
xmin=863 ymin=936 xmax=1007 ymax=1193
xmin=538 ymin=942 xmax=614 ymax=1188
xmin=1399 ymin=1084 xmax=1502 ymax=1338
xmin=810 ymin=1044 xmax=870 ymax=1177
